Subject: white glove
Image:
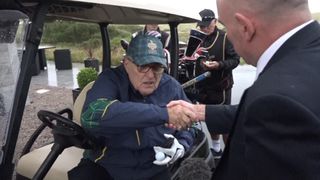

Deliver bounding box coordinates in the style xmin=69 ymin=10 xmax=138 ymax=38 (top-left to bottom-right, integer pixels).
xmin=153 ymin=134 xmax=185 ymax=166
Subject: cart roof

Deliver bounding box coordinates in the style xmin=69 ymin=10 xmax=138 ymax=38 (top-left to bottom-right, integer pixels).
xmin=18 ymin=0 xmax=201 ymax=24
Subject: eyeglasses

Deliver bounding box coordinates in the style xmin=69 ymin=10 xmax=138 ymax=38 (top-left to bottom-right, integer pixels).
xmin=129 ymin=60 xmax=165 ymax=74
xmin=136 ymin=63 xmax=165 ymax=74
xmin=126 ymin=57 xmax=165 ymax=74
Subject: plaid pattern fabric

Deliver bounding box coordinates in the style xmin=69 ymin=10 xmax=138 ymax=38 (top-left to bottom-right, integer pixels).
xmin=126 ymin=34 xmax=167 ymax=67
xmin=81 ymin=98 xmax=117 ymax=128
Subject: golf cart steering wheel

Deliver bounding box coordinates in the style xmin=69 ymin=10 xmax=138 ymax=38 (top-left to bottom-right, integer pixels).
xmin=37 ymin=110 xmax=98 ymax=149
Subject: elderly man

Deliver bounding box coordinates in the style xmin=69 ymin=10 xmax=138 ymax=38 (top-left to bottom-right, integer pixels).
xmin=168 ymin=0 xmax=320 ymax=179
xmin=69 ymin=34 xmax=195 ymax=180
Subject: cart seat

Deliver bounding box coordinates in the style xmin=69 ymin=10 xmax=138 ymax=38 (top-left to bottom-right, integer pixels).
xmin=16 ymin=145 xmax=84 ymax=180
xmin=16 ymin=82 xmax=95 ymax=180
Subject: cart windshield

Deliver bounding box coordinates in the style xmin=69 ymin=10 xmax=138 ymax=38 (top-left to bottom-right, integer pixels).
xmin=0 ymin=10 xmax=29 ymax=163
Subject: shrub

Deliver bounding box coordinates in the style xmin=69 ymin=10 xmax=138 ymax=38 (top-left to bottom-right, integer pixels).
xmin=81 ymin=38 xmax=101 ymax=59
xmin=76 ymin=68 xmax=98 ymax=89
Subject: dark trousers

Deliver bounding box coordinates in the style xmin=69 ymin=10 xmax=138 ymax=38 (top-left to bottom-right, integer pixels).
xmin=151 ymin=169 xmax=171 ymax=180
xmin=69 ymin=158 xmax=171 ymax=180
xmin=68 ymin=159 xmax=113 ymax=180
xmin=200 ymin=88 xmax=231 ymax=105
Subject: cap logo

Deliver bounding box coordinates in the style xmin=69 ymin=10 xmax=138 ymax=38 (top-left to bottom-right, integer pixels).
xmin=147 ymin=40 xmax=157 ymax=52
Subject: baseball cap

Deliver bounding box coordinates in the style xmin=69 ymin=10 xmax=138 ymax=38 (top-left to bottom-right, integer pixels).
xmin=126 ymin=34 xmax=167 ymax=68
xmin=197 ymin=9 xmax=216 ymax=27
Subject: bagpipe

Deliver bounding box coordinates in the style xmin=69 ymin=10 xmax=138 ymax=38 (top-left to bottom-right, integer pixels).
xmin=178 ymin=29 xmax=212 ymax=101
xmin=178 ymin=29 xmax=209 ymax=85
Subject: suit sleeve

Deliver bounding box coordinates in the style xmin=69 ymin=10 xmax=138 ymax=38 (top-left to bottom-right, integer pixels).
xmin=218 ymin=36 xmax=240 ymax=71
xmin=205 ymin=104 xmax=237 ymax=134
xmin=245 ymin=94 xmax=320 ymax=179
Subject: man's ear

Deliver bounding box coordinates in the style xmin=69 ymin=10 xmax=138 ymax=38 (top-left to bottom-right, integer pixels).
xmin=235 ymin=13 xmax=255 ymax=41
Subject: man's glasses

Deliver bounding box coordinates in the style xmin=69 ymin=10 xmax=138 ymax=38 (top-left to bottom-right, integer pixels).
xmin=131 ymin=61 xmax=165 ymax=74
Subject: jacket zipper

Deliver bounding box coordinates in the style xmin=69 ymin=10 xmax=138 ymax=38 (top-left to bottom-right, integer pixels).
xmin=136 ymin=130 xmax=141 ymax=146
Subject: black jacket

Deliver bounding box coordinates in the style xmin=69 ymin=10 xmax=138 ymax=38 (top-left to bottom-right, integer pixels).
xmin=196 ymin=28 xmax=240 ymax=91
xmin=206 ymin=21 xmax=320 ymax=180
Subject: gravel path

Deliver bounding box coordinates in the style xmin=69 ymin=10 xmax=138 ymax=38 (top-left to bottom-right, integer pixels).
xmin=13 ymin=84 xmax=74 ymax=178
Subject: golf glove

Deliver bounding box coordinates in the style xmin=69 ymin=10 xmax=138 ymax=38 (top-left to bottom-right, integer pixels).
xmin=153 ymin=134 xmax=185 ymax=166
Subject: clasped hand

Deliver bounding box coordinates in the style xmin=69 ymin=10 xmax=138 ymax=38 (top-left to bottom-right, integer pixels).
xmin=166 ymin=100 xmax=205 ymax=129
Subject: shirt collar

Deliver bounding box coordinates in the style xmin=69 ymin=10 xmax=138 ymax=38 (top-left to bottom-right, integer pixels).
xmin=255 ymin=20 xmax=314 ymax=80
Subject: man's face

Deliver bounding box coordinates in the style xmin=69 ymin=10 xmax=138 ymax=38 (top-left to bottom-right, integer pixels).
xmin=200 ymin=19 xmax=217 ymax=34
xmin=124 ymin=58 xmax=164 ymax=96
xmin=145 ymin=24 xmax=159 ymax=32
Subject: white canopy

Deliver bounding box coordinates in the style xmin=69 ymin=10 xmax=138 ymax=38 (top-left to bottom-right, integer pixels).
xmin=21 ymin=0 xmax=202 ymax=24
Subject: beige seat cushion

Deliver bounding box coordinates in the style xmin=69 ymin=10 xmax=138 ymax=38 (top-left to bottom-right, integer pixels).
xmin=16 ymin=144 xmax=84 ymax=180
xmin=17 ymin=82 xmax=95 ymax=179
xmin=73 ymin=81 xmax=94 ymax=124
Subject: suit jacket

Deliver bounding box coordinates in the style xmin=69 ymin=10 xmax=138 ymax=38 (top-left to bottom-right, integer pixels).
xmin=206 ymin=21 xmax=320 ymax=180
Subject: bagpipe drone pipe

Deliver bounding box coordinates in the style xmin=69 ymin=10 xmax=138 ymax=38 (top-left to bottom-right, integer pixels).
xmin=178 ymin=29 xmax=211 ymax=102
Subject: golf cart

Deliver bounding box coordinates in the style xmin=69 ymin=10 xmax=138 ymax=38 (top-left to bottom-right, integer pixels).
xmin=0 ymin=0 xmax=215 ymax=179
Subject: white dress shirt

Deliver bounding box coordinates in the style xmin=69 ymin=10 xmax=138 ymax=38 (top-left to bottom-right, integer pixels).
xmin=255 ymin=20 xmax=314 ymax=80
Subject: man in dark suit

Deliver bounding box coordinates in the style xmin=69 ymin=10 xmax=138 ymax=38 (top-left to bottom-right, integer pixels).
xmin=166 ymin=0 xmax=320 ymax=179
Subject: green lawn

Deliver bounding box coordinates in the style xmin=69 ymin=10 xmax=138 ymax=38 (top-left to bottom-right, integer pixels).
xmin=312 ymin=12 xmax=320 ymax=21
xmin=46 ymin=12 xmax=319 ymax=66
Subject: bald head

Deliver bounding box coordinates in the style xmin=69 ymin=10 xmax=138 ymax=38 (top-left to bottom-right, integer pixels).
xmin=221 ymin=0 xmax=310 ymax=22
xmin=217 ymin=0 xmax=312 ymax=66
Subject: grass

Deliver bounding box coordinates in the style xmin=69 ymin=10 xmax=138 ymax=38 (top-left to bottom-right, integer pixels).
xmin=45 ymin=22 xmax=244 ymax=67
xmin=45 ymin=23 xmax=197 ymax=66
xmin=159 ymin=23 xmax=197 ymax=43
xmin=312 ymin=12 xmax=320 ymax=21
xmin=46 ymin=43 xmax=125 ymax=66
xmin=45 ymin=13 xmax=320 ymax=66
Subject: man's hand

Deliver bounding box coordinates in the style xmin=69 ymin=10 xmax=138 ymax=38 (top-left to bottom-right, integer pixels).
xmin=167 ymin=100 xmax=206 ymax=125
xmin=167 ymin=102 xmax=196 ymax=130
xmin=202 ymin=60 xmax=220 ymax=70
xmin=153 ymin=134 xmax=185 ymax=166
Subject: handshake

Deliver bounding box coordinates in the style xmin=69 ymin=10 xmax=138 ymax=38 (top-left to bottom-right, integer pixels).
xmin=166 ymin=100 xmax=205 ymax=130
